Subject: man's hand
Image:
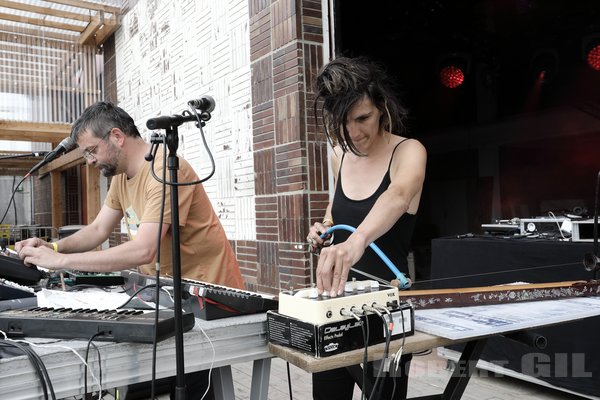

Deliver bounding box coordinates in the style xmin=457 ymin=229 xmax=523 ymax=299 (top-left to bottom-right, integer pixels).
xmin=18 ymin=245 xmax=64 ymax=269
xmin=16 ymin=238 xmax=59 ymax=269
xmin=15 ymin=238 xmax=52 ymax=253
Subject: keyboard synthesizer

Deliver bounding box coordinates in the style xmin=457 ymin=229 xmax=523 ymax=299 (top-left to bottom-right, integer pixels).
xmin=0 ymin=307 xmax=195 ymax=343
xmin=122 ymin=270 xmax=278 ymax=320
xmin=0 ymin=254 xmax=43 ymax=285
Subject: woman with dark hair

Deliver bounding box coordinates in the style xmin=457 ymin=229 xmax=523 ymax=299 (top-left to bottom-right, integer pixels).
xmin=307 ymin=56 xmax=427 ymax=399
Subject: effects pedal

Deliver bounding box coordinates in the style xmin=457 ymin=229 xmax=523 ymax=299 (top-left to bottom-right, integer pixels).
xmin=278 ymin=279 xmax=400 ymax=325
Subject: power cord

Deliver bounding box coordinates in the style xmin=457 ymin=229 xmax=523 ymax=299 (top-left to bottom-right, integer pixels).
xmin=0 ymin=339 xmax=55 ymax=400
xmin=84 ymin=332 xmax=105 ymax=399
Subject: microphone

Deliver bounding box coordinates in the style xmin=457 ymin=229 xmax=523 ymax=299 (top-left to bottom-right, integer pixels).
xmin=146 ymin=114 xmax=197 ymax=130
xmin=27 ymin=137 xmax=77 ymax=176
xmin=188 ymin=95 xmax=216 ymax=113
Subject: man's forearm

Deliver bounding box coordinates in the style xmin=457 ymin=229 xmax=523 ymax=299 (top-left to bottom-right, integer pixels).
xmin=55 ymin=224 xmax=111 ymax=253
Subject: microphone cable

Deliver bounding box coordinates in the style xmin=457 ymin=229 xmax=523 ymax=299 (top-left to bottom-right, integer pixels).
xmin=148 ymin=107 xmax=216 ymax=186
xmin=0 ymin=175 xmax=27 ymax=225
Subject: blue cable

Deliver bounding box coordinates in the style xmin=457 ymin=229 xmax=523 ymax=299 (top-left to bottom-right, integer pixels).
xmin=320 ymin=224 xmax=411 ymax=289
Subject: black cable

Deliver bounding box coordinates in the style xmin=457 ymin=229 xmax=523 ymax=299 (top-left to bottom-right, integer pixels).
xmin=0 ymin=340 xmax=54 ymax=400
xmin=359 ymin=318 xmax=368 ymax=400
xmin=0 ymin=175 xmax=27 ymax=225
xmin=151 ymin=137 xmax=168 ymax=400
xmin=84 ymin=332 xmax=105 ymax=399
xmin=369 ymin=313 xmax=391 ymax=400
xmin=390 ymin=307 xmax=407 ymax=399
xmin=0 ymin=341 xmax=47 ymax=399
xmin=115 ymin=283 xmax=160 ymax=309
xmin=27 ymin=345 xmax=56 ymax=400
xmin=91 ymin=342 xmax=103 ymax=398
xmin=11 ymin=175 xmax=17 ymax=225
xmin=148 ymin=107 xmax=215 ymax=186
xmin=286 ymin=362 xmax=293 ymax=400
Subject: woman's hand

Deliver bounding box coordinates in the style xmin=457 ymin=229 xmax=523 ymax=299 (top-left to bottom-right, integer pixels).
xmin=306 ymin=221 xmax=332 ymax=253
xmin=316 ymin=232 xmax=367 ymax=297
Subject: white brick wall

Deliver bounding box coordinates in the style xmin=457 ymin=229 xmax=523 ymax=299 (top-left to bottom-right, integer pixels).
xmin=115 ymin=0 xmax=255 ymax=240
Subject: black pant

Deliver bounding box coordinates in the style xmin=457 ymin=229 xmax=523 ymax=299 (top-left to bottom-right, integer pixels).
xmin=312 ymin=354 xmax=412 ymax=400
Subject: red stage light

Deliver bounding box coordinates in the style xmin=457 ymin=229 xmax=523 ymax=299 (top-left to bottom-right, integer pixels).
xmin=440 ymin=65 xmax=465 ymax=88
xmin=587 ymin=44 xmax=600 ymax=70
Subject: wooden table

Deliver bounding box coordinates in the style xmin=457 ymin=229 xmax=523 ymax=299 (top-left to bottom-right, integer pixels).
xmin=269 ymin=325 xmax=548 ymax=399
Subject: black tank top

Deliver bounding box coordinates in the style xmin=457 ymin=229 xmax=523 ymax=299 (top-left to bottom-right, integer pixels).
xmin=331 ymin=139 xmax=417 ymax=282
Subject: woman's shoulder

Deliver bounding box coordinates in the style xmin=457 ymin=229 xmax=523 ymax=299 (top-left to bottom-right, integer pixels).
xmin=391 ymin=135 xmax=425 ymax=152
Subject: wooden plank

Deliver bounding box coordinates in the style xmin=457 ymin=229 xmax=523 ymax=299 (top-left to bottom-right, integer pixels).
xmin=0 ymin=0 xmax=92 ymax=22
xmin=38 ymin=149 xmax=83 ymax=176
xmin=91 ymin=15 xmax=119 ymax=46
xmin=0 ymin=11 xmax=85 ymax=32
xmin=77 ymin=14 xmax=102 ymax=45
xmin=47 ymin=0 xmax=122 ymax=15
xmin=50 ymin=170 xmax=61 ymax=229
xmin=268 ymin=331 xmax=465 ymax=373
xmin=0 ymin=157 xmax=38 ymax=172
xmin=83 ymin=162 xmax=100 ymax=224
xmin=0 ymin=120 xmax=70 ymax=143
xmin=0 ymin=22 xmax=78 ymax=42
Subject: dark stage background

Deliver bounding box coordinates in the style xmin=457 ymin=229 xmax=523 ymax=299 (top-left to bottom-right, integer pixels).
xmin=333 ymin=0 xmax=600 ymax=280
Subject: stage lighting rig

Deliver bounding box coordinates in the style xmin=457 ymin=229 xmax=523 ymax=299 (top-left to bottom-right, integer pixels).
xmin=438 ymin=52 xmax=471 ymax=89
xmin=583 ymin=34 xmax=600 ymax=70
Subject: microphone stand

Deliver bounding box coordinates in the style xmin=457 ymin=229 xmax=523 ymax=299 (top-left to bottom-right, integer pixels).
xmin=147 ymin=105 xmax=212 ymax=400
xmin=163 ymin=124 xmax=187 ymax=399
xmin=0 ymin=151 xmax=48 ymax=160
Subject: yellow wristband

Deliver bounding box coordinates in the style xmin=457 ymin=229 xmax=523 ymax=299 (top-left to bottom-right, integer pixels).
xmin=51 ymin=242 xmax=58 ymax=252
xmin=322 ymin=218 xmax=334 ymax=227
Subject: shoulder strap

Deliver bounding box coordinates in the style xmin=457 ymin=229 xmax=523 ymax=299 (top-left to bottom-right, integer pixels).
xmin=387 ymin=138 xmax=410 ymax=170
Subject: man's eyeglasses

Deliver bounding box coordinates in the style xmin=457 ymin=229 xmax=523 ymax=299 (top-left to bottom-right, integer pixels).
xmin=82 ymin=129 xmax=112 ymax=161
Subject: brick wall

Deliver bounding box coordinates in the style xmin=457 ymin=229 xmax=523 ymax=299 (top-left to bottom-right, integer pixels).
xmin=110 ymin=0 xmax=329 ymax=294
xmin=248 ymin=0 xmax=329 ymax=293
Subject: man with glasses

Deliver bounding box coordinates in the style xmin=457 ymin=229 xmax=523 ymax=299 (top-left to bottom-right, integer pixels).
xmin=16 ymin=102 xmax=244 ymax=398
xmin=17 ymin=101 xmax=243 ymax=290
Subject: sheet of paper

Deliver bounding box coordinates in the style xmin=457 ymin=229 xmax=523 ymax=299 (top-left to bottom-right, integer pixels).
xmin=415 ymin=296 xmax=600 ymax=340
xmin=37 ymin=288 xmax=133 ymax=309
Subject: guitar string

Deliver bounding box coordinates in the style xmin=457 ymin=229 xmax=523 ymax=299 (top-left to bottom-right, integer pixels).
xmin=408 ymin=261 xmax=585 ymax=287
xmin=351 ymin=261 xmax=587 ymax=287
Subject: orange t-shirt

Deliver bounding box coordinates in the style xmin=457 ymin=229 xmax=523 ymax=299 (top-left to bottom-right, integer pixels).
xmin=104 ymin=150 xmax=243 ymax=289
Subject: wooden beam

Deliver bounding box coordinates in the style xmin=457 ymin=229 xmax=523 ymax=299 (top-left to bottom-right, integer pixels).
xmin=0 ymin=22 xmax=78 ymax=42
xmin=0 ymin=0 xmax=92 ymax=22
xmin=0 ymin=120 xmax=71 ymax=143
xmin=93 ymin=15 xmax=119 ymax=46
xmin=0 ymin=78 xmax=101 ymax=96
xmin=0 ymin=11 xmax=85 ymax=33
xmin=50 ymin=170 xmax=61 ymax=229
xmin=38 ymin=148 xmax=83 ymax=176
xmin=78 ymin=14 xmax=102 ymax=45
xmin=0 ymin=158 xmax=38 ymax=171
xmin=83 ymin=163 xmax=100 ymax=224
xmin=45 ymin=0 xmax=122 ymax=15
